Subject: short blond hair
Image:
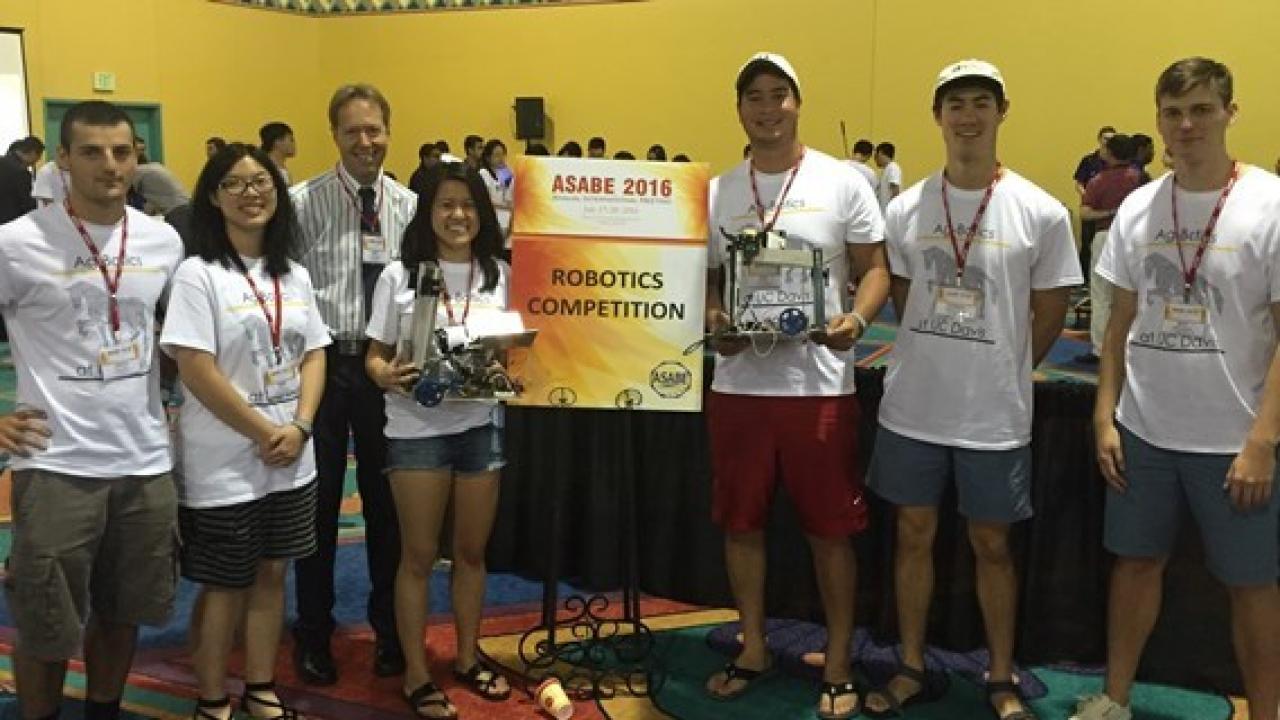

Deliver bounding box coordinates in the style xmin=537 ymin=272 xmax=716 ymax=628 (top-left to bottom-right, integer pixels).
xmin=328 ymin=83 xmax=391 ymax=129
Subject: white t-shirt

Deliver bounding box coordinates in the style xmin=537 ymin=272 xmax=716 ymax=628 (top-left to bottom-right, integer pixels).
xmin=879 ymin=170 xmax=1081 ymax=450
xmin=0 ymin=204 xmax=183 ymax=476
xmin=878 ymin=161 xmax=903 ymax=210
xmin=1097 ymin=166 xmax=1280 ymax=453
xmin=366 ymin=258 xmax=510 ymax=438
xmin=707 ymin=148 xmax=885 ymax=396
xmin=160 ymin=256 xmax=332 ymax=508
xmin=31 ymin=161 xmax=69 ymax=204
xmin=847 ymin=160 xmax=878 ymax=191
xmin=479 ymin=168 xmax=513 ymax=240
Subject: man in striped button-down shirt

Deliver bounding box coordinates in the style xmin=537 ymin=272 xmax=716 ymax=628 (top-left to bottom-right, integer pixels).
xmin=289 ymin=83 xmax=417 ymax=685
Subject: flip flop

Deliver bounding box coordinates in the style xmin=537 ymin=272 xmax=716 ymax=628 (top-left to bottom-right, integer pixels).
xmin=863 ymin=664 xmax=937 ymax=717
xmin=816 ymin=679 xmax=863 ymax=720
xmin=987 ymin=678 xmax=1038 ymax=720
xmin=453 ymin=662 xmax=512 ymax=702
xmin=705 ymin=661 xmax=773 ymax=701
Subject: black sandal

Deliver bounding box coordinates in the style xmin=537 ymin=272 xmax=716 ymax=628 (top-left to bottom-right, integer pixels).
xmin=705 ymin=660 xmax=773 ymax=701
xmin=816 ymin=679 xmax=862 ymax=720
xmin=241 ymin=681 xmax=305 ymax=719
xmin=404 ymin=681 xmax=457 ymax=719
xmin=192 ymin=696 xmax=231 ymax=720
xmin=452 ymin=662 xmax=512 ymax=702
xmin=986 ymin=678 xmax=1038 ymax=720
xmin=863 ymin=664 xmax=937 ymax=717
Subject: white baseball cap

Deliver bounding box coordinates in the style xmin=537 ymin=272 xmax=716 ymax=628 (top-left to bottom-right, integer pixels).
xmin=935 ymin=59 xmax=1005 ymax=94
xmin=736 ymin=52 xmax=801 ymax=98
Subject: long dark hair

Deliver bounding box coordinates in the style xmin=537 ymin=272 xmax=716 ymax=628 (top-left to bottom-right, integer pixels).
xmin=190 ymin=143 xmax=296 ymax=278
xmin=482 ymin=139 xmax=507 ymax=178
xmin=401 ymin=162 xmax=502 ymax=292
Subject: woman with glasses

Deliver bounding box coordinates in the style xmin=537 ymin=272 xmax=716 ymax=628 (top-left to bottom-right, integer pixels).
xmin=160 ymin=143 xmax=330 ymax=720
xmin=365 ymin=163 xmax=512 ymax=719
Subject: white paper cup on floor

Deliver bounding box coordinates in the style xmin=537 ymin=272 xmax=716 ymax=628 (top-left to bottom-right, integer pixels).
xmin=536 ymin=677 xmax=573 ymax=719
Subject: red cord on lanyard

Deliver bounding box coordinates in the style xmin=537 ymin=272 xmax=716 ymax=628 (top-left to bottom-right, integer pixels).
xmin=940 ymin=166 xmax=1003 ymax=281
xmin=66 ymin=201 xmax=128 ymax=334
xmin=243 ymin=271 xmax=284 ymax=363
xmin=1172 ymin=162 xmax=1239 ymax=302
xmin=749 ymin=148 xmax=805 ymax=232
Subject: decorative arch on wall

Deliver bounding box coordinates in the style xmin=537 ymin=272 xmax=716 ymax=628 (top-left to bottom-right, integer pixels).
xmin=212 ymin=0 xmax=640 ymax=15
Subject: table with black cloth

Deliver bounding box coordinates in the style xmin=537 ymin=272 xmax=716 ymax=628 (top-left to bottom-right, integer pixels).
xmin=487 ymin=364 xmax=1244 ymax=695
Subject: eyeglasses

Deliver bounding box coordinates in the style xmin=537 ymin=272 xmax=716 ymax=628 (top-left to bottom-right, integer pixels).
xmin=218 ymin=174 xmax=276 ymax=196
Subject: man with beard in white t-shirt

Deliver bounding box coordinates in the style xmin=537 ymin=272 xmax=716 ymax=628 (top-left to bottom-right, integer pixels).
xmin=865 ymin=60 xmax=1080 ymax=720
xmin=703 ymin=52 xmax=889 ymax=720
xmin=0 ymin=100 xmax=183 ymax=720
xmin=1074 ymin=57 xmax=1279 ymax=720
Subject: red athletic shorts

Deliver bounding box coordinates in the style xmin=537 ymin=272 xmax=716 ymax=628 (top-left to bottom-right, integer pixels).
xmin=707 ymin=392 xmax=866 ymax=538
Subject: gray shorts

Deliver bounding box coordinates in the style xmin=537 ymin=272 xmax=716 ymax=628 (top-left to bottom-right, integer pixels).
xmin=869 ymin=424 xmax=1033 ymax=523
xmin=3 ymin=469 xmax=178 ymax=661
xmin=1105 ymin=425 xmax=1280 ymax=587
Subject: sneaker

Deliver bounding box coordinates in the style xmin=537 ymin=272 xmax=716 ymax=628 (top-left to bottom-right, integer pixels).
xmin=1069 ymin=694 xmax=1132 ymax=720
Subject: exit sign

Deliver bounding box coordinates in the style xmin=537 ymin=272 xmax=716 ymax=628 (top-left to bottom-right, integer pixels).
xmin=92 ymin=72 xmax=116 ymax=93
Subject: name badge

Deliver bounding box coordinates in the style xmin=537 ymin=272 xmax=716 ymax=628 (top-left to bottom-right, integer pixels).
xmin=263 ymin=363 xmax=300 ymax=403
xmin=933 ymin=285 xmax=984 ymax=322
xmin=1163 ymin=301 xmax=1208 ymax=331
xmin=361 ymin=232 xmax=389 ymax=264
xmin=99 ymin=339 xmax=145 ymax=380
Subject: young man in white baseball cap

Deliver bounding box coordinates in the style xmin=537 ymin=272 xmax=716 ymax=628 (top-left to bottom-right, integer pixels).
xmin=703 ymin=51 xmax=889 ymax=719
xmin=864 ymin=59 xmax=1080 ymax=720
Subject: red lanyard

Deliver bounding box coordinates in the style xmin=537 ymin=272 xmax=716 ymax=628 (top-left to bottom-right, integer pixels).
xmin=1172 ymin=162 xmax=1239 ymax=302
xmin=335 ymin=164 xmax=384 ymax=229
xmin=940 ymin=166 xmax=1003 ymax=281
xmin=66 ymin=201 xmax=128 ymax=333
xmin=243 ymin=270 xmax=284 ymax=362
xmin=440 ymin=261 xmax=475 ymax=326
xmin=749 ymin=148 xmax=805 ymax=232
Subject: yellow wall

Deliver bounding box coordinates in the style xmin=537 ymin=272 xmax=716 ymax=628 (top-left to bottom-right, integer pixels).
xmin=0 ymin=0 xmax=325 ymax=187
xmin=4 ymin=0 xmax=1279 ymax=209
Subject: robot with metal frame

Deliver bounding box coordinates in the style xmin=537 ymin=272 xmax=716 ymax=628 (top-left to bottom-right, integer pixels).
xmin=397 ymin=261 xmax=536 ymax=408
xmin=713 ymin=227 xmax=829 ymax=342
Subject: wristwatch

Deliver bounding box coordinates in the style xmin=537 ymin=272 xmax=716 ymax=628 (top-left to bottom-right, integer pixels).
xmin=291 ymin=419 xmax=313 ymax=441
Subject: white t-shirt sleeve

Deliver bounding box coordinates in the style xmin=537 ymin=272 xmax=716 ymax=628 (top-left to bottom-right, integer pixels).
xmin=1030 ymin=202 xmax=1083 ymax=289
xmin=366 ymin=262 xmax=402 ymax=345
xmin=845 ymin=173 xmax=886 ymax=245
xmin=159 ymin=260 xmax=218 ymax=355
xmin=297 ymin=268 xmax=332 ymax=351
xmin=887 ymin=163 xmax=903 ymax=187
xmin=883 ymin=200 xmax=911 ymax=280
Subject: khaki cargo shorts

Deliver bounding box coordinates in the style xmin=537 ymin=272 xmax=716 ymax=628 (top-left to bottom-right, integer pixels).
xmin=3 ymin=468 xmax=178 ymax=661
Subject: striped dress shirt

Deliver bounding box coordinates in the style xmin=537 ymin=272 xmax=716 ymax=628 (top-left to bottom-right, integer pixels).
xmin=291 ymin=163 xmax=417 ymax=351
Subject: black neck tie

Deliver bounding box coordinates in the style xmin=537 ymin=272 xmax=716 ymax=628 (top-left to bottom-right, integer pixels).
xmin=357 ymin=186 xmax=378 ymax=234
xmin=358 ymin=186 xmax=381 ymax=321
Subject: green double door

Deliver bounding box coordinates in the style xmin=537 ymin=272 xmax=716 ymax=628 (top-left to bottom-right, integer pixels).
xmin=42 ymin=99 xmax=164 ymax=163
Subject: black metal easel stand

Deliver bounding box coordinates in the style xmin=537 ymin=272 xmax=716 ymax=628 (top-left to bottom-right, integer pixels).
xmin=516 ymin=407 xmax=661 ymax=707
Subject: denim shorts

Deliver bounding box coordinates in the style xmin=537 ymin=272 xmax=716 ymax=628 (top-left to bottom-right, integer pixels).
xmin=869 ymin=424 xmax=1033 ymax=523
xmin=1105 ymin=425 xmax=1279 ymax=587
xmin=386 ymin=423 xmax=505 ymax=474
